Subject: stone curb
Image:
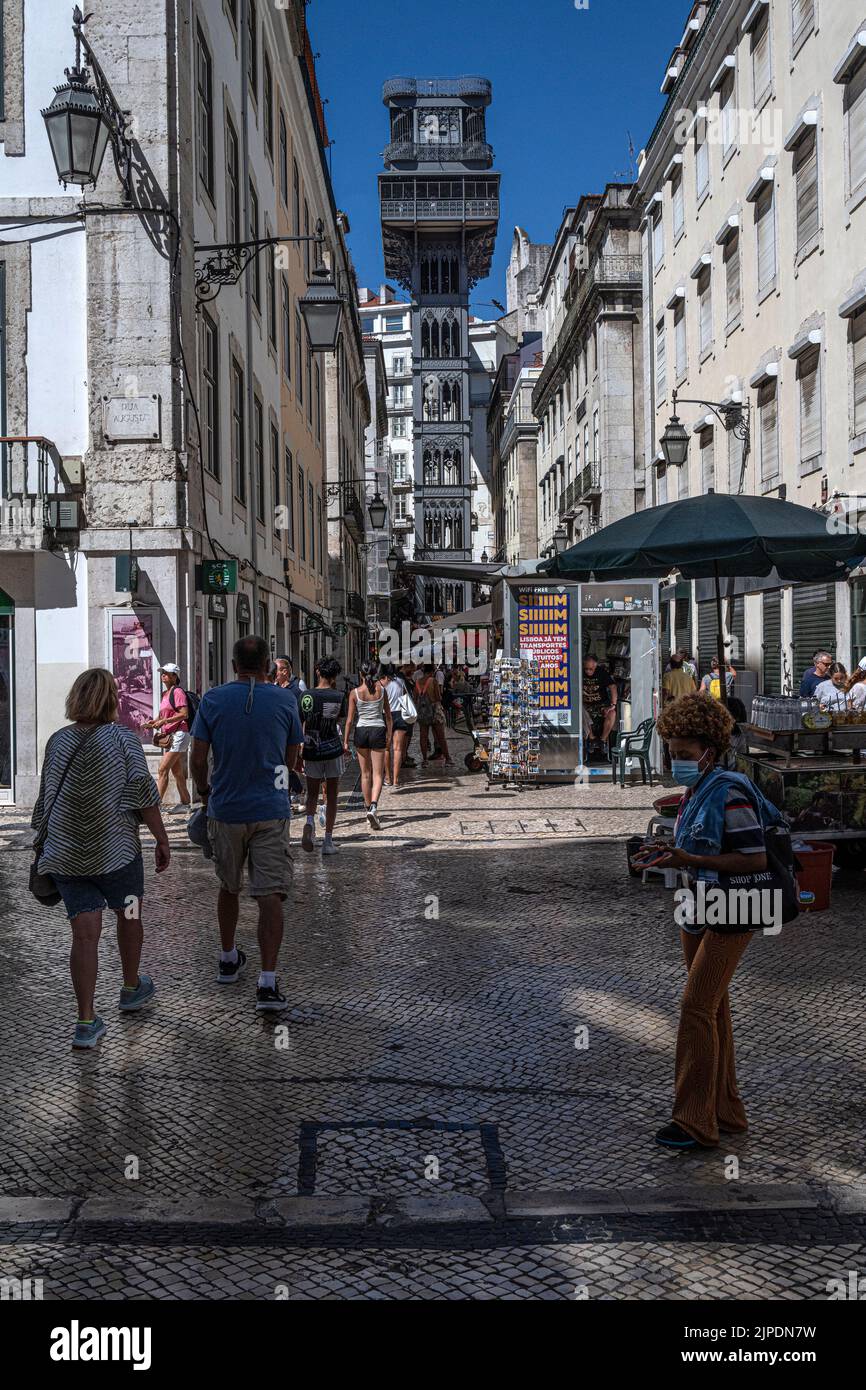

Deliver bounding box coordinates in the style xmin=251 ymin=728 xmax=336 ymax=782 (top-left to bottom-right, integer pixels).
xmin=0 ymin=1184 xmax=835 ymax=1232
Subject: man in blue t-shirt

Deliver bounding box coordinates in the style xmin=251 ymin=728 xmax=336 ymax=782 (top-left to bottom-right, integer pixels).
xmin=799 ymin=650 xmax=833 ymax=697
xmin=190 ymin=635 xmax=304 ymax=1012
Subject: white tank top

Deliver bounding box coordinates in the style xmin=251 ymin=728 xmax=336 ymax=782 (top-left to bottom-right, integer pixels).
xmin=356 ymin=687 xmax=385 ymax=727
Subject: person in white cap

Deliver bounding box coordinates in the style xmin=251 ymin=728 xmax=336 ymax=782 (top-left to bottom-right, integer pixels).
xmin=141 ymin=662 xmax=192 ymax=811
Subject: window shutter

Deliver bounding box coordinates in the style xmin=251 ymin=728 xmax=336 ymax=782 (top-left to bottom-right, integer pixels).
xmin=653 ymin=210 xmax=664 ymax=267
xmin=675 ymin=305 xmax=686 ymax=379
xmin=798 ymin=347 xmax=822 ymax=464
xmin=700 ymin=430 xmax=714 ymax=492
xmin=791 ymin=0 xmax=815 ymax=44
xmin=752 ymin=17 xmax=771 ymax=104
xmin=656 ymin=320 xmax=667 ymax=396
xmin=759 ymin=382 xmax=779 ymax=480
xmin=728 ymin=419 xmax=744 ymax=492
xmin=672 ymin=175 xmax=684 ymax=238
xmin=699 ymin=272 xmax=712 ymax=353
xmin=756 ymin=189 xmax=776 ymax=291
xmin=724 ymin=236 xmax=741 ymax=324
xmin=853 ymin=311 xmax=866 ymax=437
xmin=795 ymin=131 xmax=819 ymax=251
xmin=847 ymin=61 xmax=866 ymax=197
xmin=696 ymin=133 xmax=709 ymax=197
xmin=720 ymin=75 xmax=735 ymax=152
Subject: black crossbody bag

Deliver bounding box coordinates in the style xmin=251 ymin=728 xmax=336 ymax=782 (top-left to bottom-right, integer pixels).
xmin=29 ymin=728 xmax=101 ymax=906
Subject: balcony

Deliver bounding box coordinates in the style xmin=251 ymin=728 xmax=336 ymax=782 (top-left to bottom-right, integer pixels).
xmin=382 ymin=77 xmax=492 ymax=103
xmin=393 ymin=514 xmax=415 ymax=531
xmin=0 ymin=437 xmax=79 ymax=550
xmin=532 ymin=254 xmax=643 ymax=414
xmin=346 ymin=591 xmax=366 ymax=622
xmin=381 ymin=197 xmax=500 ymax=223
xmin=558 ymin=480 xmax=577 ymax=519
xmin=384 ymin=141 xmax=494 ymax=165
xmin=392 ymin=476 xmax=413 ymax=492
xmin=576 ymin=462 xmax=601 ymax=499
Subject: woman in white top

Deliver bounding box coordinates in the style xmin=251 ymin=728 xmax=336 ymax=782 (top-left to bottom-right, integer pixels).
xmin=343 ymin=661 xmax=393 ymax=829
xmin=845 ymin=667 xmax=866 ymax=712
xmin=380 ymin=662 xmax=411 ymax=791
xmin=814 ymin=663 xmax=850 ymax=711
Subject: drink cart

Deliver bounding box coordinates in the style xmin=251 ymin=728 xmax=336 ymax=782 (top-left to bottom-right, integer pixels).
xmin=737 ymin=697 xmax=866 ymax=870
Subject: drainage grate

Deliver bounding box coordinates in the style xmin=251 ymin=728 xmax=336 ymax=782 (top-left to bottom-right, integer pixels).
xmin=297 ymin=1120 xmax=506 ymax=1197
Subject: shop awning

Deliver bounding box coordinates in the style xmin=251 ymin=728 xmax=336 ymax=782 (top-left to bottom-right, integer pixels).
xmin=429 ymin=602 xmax=492 ymax=631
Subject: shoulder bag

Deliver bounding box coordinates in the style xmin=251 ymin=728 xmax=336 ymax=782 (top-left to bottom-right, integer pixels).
xmin=29 ymin=727 xmax=101 ymax=906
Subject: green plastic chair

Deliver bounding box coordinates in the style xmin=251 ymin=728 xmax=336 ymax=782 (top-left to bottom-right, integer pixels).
xmin=611 ymin=717 xmax=655 ymax=788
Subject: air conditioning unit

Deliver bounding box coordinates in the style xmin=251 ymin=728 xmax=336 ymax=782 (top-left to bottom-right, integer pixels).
xmin=46 ymin=498 xmax=81 ymax=530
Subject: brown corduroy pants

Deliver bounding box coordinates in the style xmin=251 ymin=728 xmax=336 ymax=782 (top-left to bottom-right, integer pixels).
xmin=672 ymin=928 xmax=752 ymax=1147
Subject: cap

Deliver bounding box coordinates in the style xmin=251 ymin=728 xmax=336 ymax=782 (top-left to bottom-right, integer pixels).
xmin=859 ymin=657 xmax=866 ymax=672
xmin=159 ymin=662 xmax=181 ymax=676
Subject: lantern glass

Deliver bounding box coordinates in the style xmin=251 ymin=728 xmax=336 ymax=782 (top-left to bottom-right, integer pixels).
xmin=299 ymin=270 xmax=344 ymax=352
xmin=42 ymin=77 xmax=112 ymax=188
xmin=386 ymin=547 xmax=399 ymax=575
xmin=660 ymin=414 xmax=690 ymax=469
xmin=553 ymin=526 xmax=568 ymax=555
xmin=367 ymin=492 xmax=388 ymax=531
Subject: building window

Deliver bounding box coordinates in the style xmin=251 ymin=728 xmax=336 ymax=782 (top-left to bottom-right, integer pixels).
xmin=652 ymin=207 xmax=664 ymax=270
xmin=698 ymin=268 xmax=713 ymax=355
xmin=728 ymin=417 xmax=744 ymax=492
xmin=254 ymin=396 xmax=265 ymax=522
xmin=308 ymin=481 xmax=315 ymax=569
xmin=295 ymin=308 xmax=303 ymax=402
xmin=284 ymin=447 xmax=294 ymax=549
xmin=303 ymin=200 xmax=310 ymax=279
xmin=393 ymin=455 xmax=407 ymax=482
xmin=852 ymin=309 xmax=866 ymax=438
xmin=674 ymin=301 xmax=687 ymax=381
xmin=392 ymin=354 xmax=405 ymax=375
xmin=231 ymin=357 xmax=245 ymax=503
xmin=317 ymin=494 xmax=324 ymax=573
xmin=392 ymin=416 xmax=407 ymax=438
xmin=724 ymin=234 xmax=741 ymax=329
xmin=256 ymin=601 xmax=268 ymax=640
xmin=672 ymin=172 xmax=685 ymax=240
xmin=267 ymin=244 xmax=277 ymax=348
xmin=292 ymin=158 xmax=300 ymax=238
xmin=306 ymin=332 xmax=313 ymax=424
xmin=200 ymin=310 xmax=220 ymax=479
xmin=278 ymin=112 xmax=288 ymax=205
xmin=271 ymin=424 xmax=280 ymax=534
xmin=752 ymin=10 xmax=772 ymax=107
xmin=247 ymin=0 xmax=258 ymax=97
xmin=791 ymin=0 xmax=815 ymax=50
xmin=386 ymin=316 xmax=402 ymax=333
xmin=298 ymin=465 xmax=305 ymax=559
xmin=755 ymin=186 xmax=776 ymax=295
xmin=846 ymin=61 xmax=866 ymax=200
xmin=720 ymin=71 xmax=736 ymax=156
xmin=195 ymin=25 xmax=214 ymax=200
xmin=794 ymin=127 xmax=819 ymax=254
xmin=249 ymin=183 xmax=261 ymax=308
xmin=315 ymin=361 xmax=321 ymax=441
xmin=653 ymin=318 xmax=667 ymax=400
xmin=263 ymin=50 xmax=274 ymax=158
xmin=281 ymin=276 xmax=291 ymax=381
xmin=225 ymin=116 xmax=240 ymax=245
xmin=592 ymin=406 xmax=599 ymax=467
xmin=798 ymin=346 xmax=822 ymax=471
xmin=361 ymin=316 xmax=375 ymax=334
xmin=700 ymin=428 xmax=714 ymax=493
xmin=695 ymin=121 xmax=709 ymax=201
xmin=759 ymin=380 xmax=779 ymax=482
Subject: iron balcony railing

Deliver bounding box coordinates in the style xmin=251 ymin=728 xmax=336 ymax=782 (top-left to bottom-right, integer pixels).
xmin=532 ymin=255 xmax=643 ymax=413
xmin=558 ymin=480 xmax=577 ymax=519
xmin=576 ymin=462 xmax=601 ymax=498
xmin=393 ymin=514 xmax=415 ymax=530
xmin=384 ymin=141 xmax=494 ymax=165
xmin=381 ymin=198 xmax=500 ymax=222
xmin=382 ymin=77 xmax=492 ymax=102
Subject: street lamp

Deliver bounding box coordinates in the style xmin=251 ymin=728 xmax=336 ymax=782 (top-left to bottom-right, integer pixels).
xmin=659 ymin=389 xmax=751 ymax=481
xmin=386 ymin=546 xmax=400 ymax=576
xmin=297 ymin=256 xmax=344 ymax=353
xmin=367 ymin=491 xmax=388 ymax=531
xmin=553 ymin=525 xmax=568 ymax=555
xmin=659 ymin=412 xmax=690 ymax=471
xmin=42 ymin=8 xmax=132 ymax=196
xmin=480 ymin=549 xmax=489 ymax=563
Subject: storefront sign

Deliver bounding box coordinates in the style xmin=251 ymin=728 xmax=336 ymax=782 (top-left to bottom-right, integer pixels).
xmin=208 ymin=594 xmax=228 ymax=619
xmin=201 ymin=559 xmax=238 ymax=595
xmin=516 ymin=587 xmax=571 ymax=714
xmin=580 ymin=583 xmax=654 ymax=613
xmin=103 ymin=395 xmax=161 ymax=442
xmin=236 ymin=593 xmax=252 ymax=625
xmin=110 ymin=612 xmax=155 ymax=743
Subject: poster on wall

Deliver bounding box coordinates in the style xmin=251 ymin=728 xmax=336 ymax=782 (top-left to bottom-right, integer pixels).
xmin=111 ymin=612 xmax=155 ymax=744
xmin=516 ymin=588 xmax=571 ymax=721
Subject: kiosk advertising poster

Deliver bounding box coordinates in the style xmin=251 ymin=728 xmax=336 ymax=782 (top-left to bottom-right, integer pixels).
xmin=111 ymin=612 xmax=156 ymax=744
xmin=516 ymin=587 xmax=571 ymax=724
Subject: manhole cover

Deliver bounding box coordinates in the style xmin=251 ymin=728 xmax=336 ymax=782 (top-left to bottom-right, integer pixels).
xmin=297 ymin=1121 xmax=506 ymax=1196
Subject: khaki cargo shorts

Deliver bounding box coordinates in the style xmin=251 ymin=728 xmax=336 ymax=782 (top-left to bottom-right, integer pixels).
xmin=207 ymin=818 xmax=292 ymax=899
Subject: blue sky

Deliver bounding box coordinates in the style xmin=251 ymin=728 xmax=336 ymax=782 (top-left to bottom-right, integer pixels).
xmin=308 ymin=0 xmax=690 ymax=308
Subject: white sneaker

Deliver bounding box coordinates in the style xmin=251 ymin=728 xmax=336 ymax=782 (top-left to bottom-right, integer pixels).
xmin=367 ymin=805 xmax=381 ymax=830
xmin=322 ymin=838 xmax=339 ymax=855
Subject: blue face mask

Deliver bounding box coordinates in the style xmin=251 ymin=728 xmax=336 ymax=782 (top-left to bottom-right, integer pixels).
xmin=671 ymin=760 xmax=702 ymax=787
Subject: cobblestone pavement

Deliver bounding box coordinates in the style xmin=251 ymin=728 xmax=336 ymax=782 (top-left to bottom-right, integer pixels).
xmin=1 ymin=727 xmax=864 ymax=1299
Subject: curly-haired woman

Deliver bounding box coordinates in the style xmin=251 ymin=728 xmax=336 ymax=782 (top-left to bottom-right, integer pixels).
xmin=646 ymin=693 xmax=785 ymax=1150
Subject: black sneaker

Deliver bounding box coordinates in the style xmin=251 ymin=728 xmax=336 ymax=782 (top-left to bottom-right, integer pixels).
xmin=256 ymin=981 xmax=288 ymax=1012
xmin=655 ymin=1122 xmax=699 ymax=1150
xmin=217 ymin=949 xmax=247 ymax=985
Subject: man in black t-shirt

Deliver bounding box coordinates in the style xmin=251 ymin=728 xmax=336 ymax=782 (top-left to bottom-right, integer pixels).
xmin=583 ymin=654 xmax=618 ymax=755
xmin=300 ymin=657 xmax=346 ymax=856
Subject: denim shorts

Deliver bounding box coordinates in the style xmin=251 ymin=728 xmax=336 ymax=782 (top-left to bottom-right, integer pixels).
xmin=53 ymin=855 xmax=145 ymax=921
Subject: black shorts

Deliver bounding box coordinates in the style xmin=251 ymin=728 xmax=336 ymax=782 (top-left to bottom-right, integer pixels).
xmin=391 ymin=713 xmax=409 ymax=733
xmin=355 ymin=726 xmax=387 ymax=750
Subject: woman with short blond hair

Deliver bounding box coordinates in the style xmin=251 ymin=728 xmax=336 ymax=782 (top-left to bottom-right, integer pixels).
xmin=31 ymin=668 xmax=170 ymax=1049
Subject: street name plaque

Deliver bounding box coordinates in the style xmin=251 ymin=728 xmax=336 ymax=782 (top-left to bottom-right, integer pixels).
xmin=103 ymin=395 xmax=161 ymax=442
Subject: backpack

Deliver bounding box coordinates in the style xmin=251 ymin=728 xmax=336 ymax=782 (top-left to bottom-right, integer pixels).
xmin=170 ymin=686 xmax=201 ymax=721
xmin=714 ymin=772 xmax=801 ymax=926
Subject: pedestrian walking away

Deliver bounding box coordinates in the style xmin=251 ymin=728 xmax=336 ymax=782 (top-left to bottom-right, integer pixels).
xmin=343 ymin=660 xmax=392 ymax=829
xmin=380 ymin=661 xmax=415 ymax=790
xmin=140 ymin=662 xmax=192 ymax=811
xmin=189 ymin=635 xmax=304 ymax=1011
xmin=30 ymin=668 xmax=169 ymax=1050
xmin=643 ymin=693 xmax=789 ymax=1150
xmin=300 ymin=657 xmax=346 ymax=855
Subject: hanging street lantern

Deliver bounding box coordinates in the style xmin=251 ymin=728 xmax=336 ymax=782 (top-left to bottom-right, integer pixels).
xmin=553 ymin=525 xmax=568 ymax=555
xmin=386 ymin=546 xmax=400 ymax=576
xmin=367 ymin=491 xmax=388 ymax=531
xmin=659 ymin=411 xmax=690 ymax=471
xmin=42 ymin=66 xmax=112 ymax=190
xmin=298 ymin=259 xmax=344 ymax=353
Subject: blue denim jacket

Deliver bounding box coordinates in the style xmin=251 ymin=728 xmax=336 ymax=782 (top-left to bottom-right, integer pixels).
xmin=675 ymin=768 xmax=783 ymax=882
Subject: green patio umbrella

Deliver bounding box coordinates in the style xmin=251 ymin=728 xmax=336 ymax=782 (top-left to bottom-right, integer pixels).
xmin=539 ymin=490 xmax=863 ymax=708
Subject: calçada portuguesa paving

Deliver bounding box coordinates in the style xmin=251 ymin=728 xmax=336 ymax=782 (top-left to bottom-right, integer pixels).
xmin=1 ymin=728 xmax=864 ymax=1301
